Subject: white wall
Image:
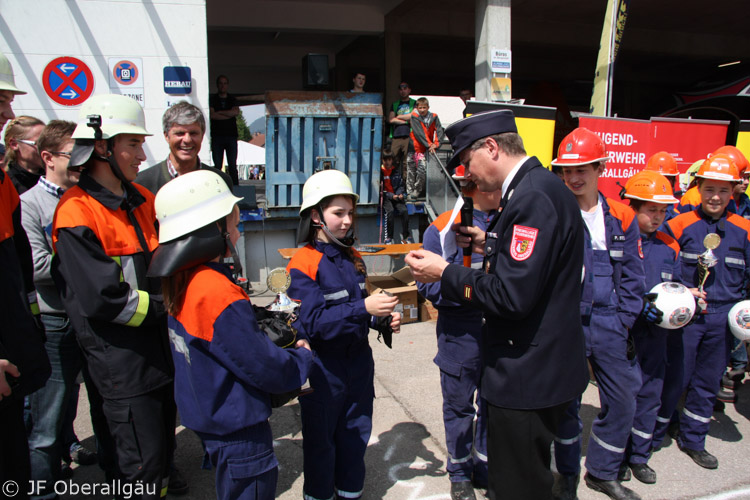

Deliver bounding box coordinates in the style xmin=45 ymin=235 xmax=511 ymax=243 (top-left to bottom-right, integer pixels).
xmin=0 ymin=0 xmax=210 ymax=167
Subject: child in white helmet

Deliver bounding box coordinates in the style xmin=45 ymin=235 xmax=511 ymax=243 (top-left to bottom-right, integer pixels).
xmin=148 ymin=169 xmax=313 ymax=500
xmin=286 ymin=169 xmax=401 ymax=500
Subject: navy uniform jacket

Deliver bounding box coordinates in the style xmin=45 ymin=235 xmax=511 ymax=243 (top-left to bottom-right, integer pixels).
xmin=169 ymin=263 xmax=312 ymax=436
xmin=580 ymin=196 xmax=646 ymax=327
xmin=286 ymin=242 xmax=371 ymax=354
xmin=441 ymin=157 xmax=588 ymax=410
xmin=631 ymin=231 xmax=681 ymax=335
xmin=419 ymin=207 xmax=493 ymax=375
xmin=666 ymin=207 xmax=750 ymax=312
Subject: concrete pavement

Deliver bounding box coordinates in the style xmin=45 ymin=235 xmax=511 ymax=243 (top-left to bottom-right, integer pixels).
xmin=64 ymin=293 xmax=750 ymax=500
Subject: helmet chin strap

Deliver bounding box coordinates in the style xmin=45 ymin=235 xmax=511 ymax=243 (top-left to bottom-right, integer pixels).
xmin=320 ymin=224 xmax=355 ymax=247
xmin=223 ymin=232 xmax=244 ymax=278
xmin=87 ymin=116 xmax=130 ymax=188
xmin=219 ymin=217 xmax=243 ymax=279
xmin=314 ymin=205 xmax=355 ymax=247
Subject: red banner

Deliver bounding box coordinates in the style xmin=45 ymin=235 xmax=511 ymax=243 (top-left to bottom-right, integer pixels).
xmin=579 ymin=116 xmax=729 ymax=200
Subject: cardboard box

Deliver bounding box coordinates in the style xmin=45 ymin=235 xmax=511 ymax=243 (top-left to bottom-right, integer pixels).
xmin=418 ymin=297 xmax=438 ymax=322
xmin=368 ymin=267 xmax=419 ymax=324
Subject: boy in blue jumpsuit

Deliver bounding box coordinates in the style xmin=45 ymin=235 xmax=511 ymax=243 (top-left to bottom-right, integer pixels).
xmin=643 ymin=151 xmax=681 ymax=225
xmin=664 ymin=153 xmax=750 ymax=470
xmin=417 ymin=165 xmax=499 ymax=500
xmin=620 ymin=171 xmax=683 ymax=485
xmin=551 ymin=127 xmax=645 ymax=500
xmin=287 ymin=169 xmax=401 ymax=500
xmin=715 ymin=146 xmax=750 ymax=404
xmin=148 ymin=170 xmax=313 ymax=500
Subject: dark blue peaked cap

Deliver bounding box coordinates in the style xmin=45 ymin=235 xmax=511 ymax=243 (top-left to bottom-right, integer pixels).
xmin=446 ymin=110 xmax=518 ymax=169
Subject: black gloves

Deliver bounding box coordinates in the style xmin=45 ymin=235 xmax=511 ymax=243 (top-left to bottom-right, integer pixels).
xmin=373 ymin=314 xmax=394 ymax=349
xmin=641 ymin=293 xmax=664 ymax=324
xmin=253 ymin=305 xmax=298 ymax=348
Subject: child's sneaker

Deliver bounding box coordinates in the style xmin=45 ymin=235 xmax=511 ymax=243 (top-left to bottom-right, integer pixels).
xmin=403 ymin=236 xmax=415 ymax=244
xmin=384 ymin=238 xmax=394 ymax=245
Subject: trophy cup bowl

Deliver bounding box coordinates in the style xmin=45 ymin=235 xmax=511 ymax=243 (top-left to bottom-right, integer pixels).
xmin=697 ymin=233 xmax=721 ymax=294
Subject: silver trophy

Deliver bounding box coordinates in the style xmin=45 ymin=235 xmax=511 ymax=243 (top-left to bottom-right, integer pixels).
xmin=263 ymin=268 xmax=312 ymax=405
xmin=697 ymin=233 xmax=720 ymax=294
xmin=266 ymin=267 xmax=299 ymax=315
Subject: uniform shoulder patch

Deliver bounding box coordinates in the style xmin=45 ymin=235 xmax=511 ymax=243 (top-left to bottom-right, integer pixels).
xmin=510 ymin=225 xmax=538 ymax=261
xmin=286 ymin=245 xmax=324 ymax=280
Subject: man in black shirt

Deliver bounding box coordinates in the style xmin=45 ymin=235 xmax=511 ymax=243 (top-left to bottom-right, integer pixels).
xmin=209 ymin=74 xmax=240 ymax=186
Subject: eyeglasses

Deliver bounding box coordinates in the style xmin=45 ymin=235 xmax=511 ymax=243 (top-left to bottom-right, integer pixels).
xmin=18 ymin=139 xmax=37 ymax=147
xmin=50 ymin=151 xmax=73 ymax=158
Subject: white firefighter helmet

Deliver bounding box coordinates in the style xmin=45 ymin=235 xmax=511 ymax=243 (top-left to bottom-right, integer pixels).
xmin=299 ymin=169 xmax=358 ymax=214
xmin=69 ymin=94 xmax=152 ymax=167
xmin=154 ymin=169 xmax=242 ymax=244
xmin=0 ymin=52 xmax=26 ymax=95
xmin=72 ymin=94 xmax=151 ymax=140
xmin=728 ymin=300 xmax=750 ymax=341
xmin=648 ymin=282 xmax=696 ymax=330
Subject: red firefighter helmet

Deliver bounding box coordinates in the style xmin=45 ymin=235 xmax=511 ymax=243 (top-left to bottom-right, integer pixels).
xmin=623 ymin=170 xmax=679 ymax=204
xmin=551 ymin=127 xmax=609 ymax=167
xmin=645 ymin=151 xmax=679 ymax=177
xmin=712 ymin=146 xmax=749 ymax=174
xmin=695 ymin=154 xmax=741 ymax=182
xmin=452 ymin=165 xmax=467 ymax=180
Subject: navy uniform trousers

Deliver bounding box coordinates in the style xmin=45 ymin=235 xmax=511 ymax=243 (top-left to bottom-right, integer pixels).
xmin=678 ymin=311 xmax=732 ymax=451
xmin=300 ymin=343 xmax=374 ymax=500
xmin=200 ymin=425 xmax=278 ymax=500
xmin=627 ymin=320 xmax=669 ymax=464
xmin=434 ymin=311 xmax=488 ymax=485
xmin=555 ymin=249 xmax=642 ymax=480
xmin=651 ymin=331 xmax=684 ymax=449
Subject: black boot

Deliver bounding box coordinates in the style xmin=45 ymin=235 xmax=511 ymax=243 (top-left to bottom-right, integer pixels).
xmin=584 ymin=472 xmax=642 ymax=500
xmin=450 ymin=480 xmax=477 ymax=500
xmin=678 ymin=442 xmax=718 ymax=469
xmin=617 ymin=463 xmax=631 ymax=482
xmin=629 ymin=463 xmax=656 ymax=484
xmin=552 ymin=473 xmax=579 ymax=500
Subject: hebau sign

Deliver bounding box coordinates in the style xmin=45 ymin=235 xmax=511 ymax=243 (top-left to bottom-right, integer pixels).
xmin=163 ymin=66 xmax=192 ymax=95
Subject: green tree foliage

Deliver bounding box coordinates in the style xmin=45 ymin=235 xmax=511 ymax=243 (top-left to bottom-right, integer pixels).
xmin=237 ymin=111 xmax=251 ymax=141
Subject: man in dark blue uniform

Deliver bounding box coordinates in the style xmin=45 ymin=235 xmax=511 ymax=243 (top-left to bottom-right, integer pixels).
xmin=406 ymin=110 xmax=589 ymax=500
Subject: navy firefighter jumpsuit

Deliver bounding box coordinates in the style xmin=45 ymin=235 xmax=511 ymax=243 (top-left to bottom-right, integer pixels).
xmin=665 ymin=208 xmax=750 ymax=452
xmin=287 ymin=242 xmax=376 ymax=500
xmin=626 ymin=231 xmax=682 ymax=466
xmin=555 ymin=195 xmax=645 ymax=481
xmin=169 ymin=262 xmax=312 ymax=500
xmin=417 ymin=207 xmax=492 ymax=486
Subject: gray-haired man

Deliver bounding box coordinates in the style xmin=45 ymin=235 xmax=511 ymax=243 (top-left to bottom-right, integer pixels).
xmin=136 ymin=101 xmax=232 ymax=194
